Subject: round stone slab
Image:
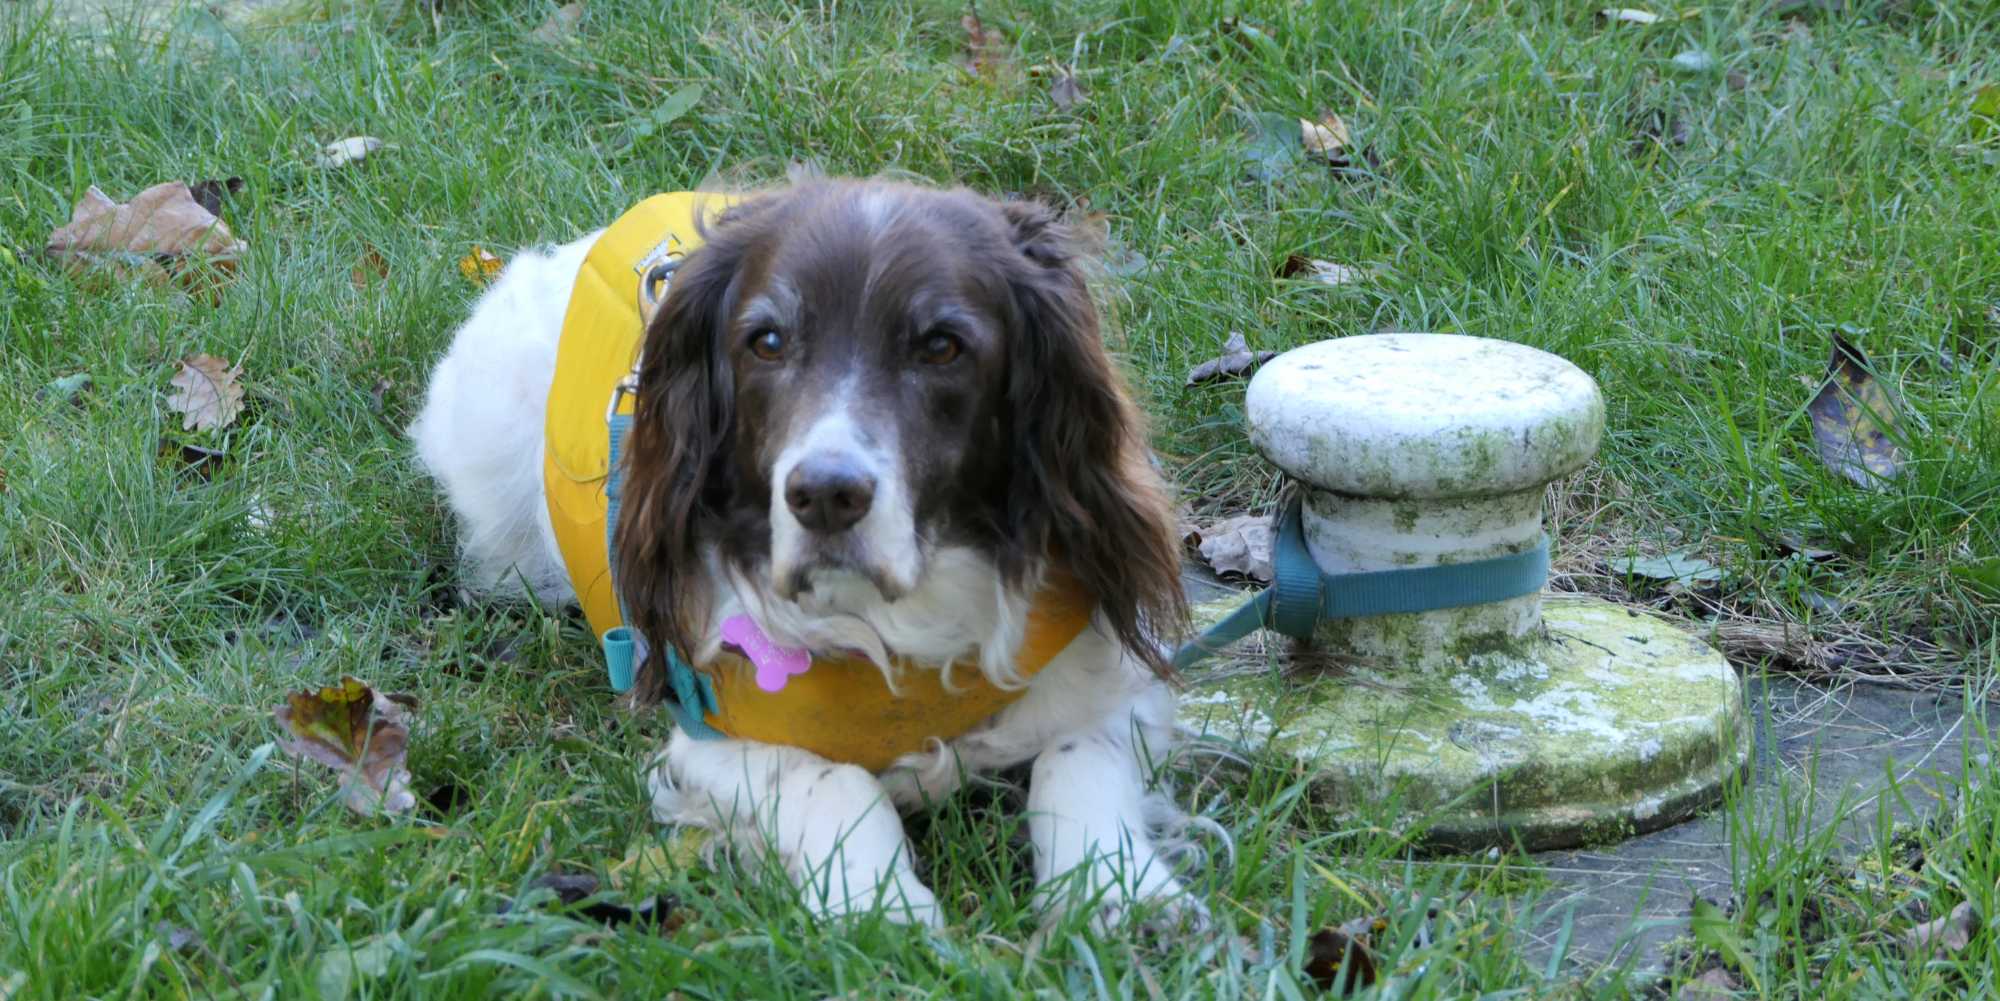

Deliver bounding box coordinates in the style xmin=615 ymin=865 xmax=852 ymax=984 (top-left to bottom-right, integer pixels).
xmin=1246 ymin=334 xmax=1605 ymax=500
xmin=1177 ymin=594 xmax=1750 ymax=852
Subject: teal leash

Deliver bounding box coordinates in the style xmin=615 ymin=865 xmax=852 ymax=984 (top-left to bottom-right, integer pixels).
xmin=1170 ymin=497 xmax=1549 ymax=672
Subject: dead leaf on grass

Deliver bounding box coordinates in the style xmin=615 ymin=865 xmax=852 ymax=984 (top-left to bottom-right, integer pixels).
xmin=43 ymin=372 xmax=92 ymax=402
xmin=167 ymin=354 xmax=245 ymax=432
xmin=351 ymin=247 xmax=389 ymax=289
xmin=1048 ymin=67 xmax=1085 ymax=110
xmin=1675 ymin=966 xmax=1741 ymax=1001
xmin=316 ymin=136 xmax=383 ymax=169
xmin=1278 ymin=254 xmax=1367 ymax=286
xmin=1242 ymin=111 xmax=1299 ymax=182
xmin=502 ymin=873 xmax=684 ymax=930
xmin=1973 ymin=84 xmax=2000 ymax=141
xmin=529 ymin=2 xmax=583 ymax=43
xmin=1301 ymin=113 xmax=1350 ymax=161
xmin=187 ymin=176 xmax=244 ymax=217
xmin=1900 ymin=900 xmax=1978 ymax=956
xmin=1619 ymin=546 xmax=1723 ymax=586
xmin=46 ymin=182 xmax=247 ymax=283
xmin=458 ymin=246 xmax=503 ymax=287
xmin=153 ymin=922 xmax=199 ymax=954
xmin=1598 ymin=8 xmax=1662 ymax=25
xmin=1807 ymin=333 xmax=1906 ymax=487
xmin=1186 ymin=331 xmax=1277 ymax=387
xmin=1631 ymin=108 xmax=1691 ymax=152
xmin=1186 ymin=514 xmax=1274 ymax=584
xmin=1670 ymin=48 xmax=1717 ymax=74
xmin=1301 ymin=110 xmax=1378 ymax=175
xmin=274 ymin=676 xmax=416 ymax=816
xmin=1303 ymin=919 xmax=1382 ymax=995
xmin=166 ymin=441 xmax=229 ymax=478
xmin=609 ymin=830 xmax=709 ymax=893
xmin=957 ymin=12 xmax=1017 ymax=84
xmin=314 ymin=932 xmax=399 ymax=1001
xmin=1218 ymin=16 xmax=1277 ymax=51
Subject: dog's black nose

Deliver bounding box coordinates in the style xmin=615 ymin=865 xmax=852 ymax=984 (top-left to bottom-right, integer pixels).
xmin=785 ymin=455 xmax=876 ymax=533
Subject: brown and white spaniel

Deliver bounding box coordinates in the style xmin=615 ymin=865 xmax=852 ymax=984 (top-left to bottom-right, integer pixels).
xmin=409 ymin=178 xmax=1204 ymax=931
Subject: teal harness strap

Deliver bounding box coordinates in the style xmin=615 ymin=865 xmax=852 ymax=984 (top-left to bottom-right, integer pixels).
xmin=1171 ymin=497 xmax=1549 ymax=671
xmin=603 ymin=409 xmax=724 ymax=740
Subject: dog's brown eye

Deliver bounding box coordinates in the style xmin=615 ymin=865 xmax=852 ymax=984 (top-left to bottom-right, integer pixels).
xmin=749 ymin=328 xmax=785 ymax=361
xmin=918 ymin=332 xmax=962 ymax=365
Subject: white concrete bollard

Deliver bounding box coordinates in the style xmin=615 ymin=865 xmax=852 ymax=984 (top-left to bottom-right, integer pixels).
xmin=1180 ymin=333 xmax=1748 ymax=851
xmin=1246 ymin=334 xmax=1605 ymax=667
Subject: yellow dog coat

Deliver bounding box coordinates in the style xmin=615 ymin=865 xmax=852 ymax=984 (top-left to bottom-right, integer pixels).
xmin=542 ymin=192 xmax=1095 ymax=771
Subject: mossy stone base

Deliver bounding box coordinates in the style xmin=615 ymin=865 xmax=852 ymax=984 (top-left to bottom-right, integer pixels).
xmin=1177 ymin=594 xmax=1750 ymax=852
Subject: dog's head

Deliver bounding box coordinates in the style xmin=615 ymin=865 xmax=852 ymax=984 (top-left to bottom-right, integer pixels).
xmin=614 ymin=179 xmax=1184 ymax=703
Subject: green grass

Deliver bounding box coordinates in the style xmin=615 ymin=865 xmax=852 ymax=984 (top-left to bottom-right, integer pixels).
xmin=3 ymin=0 xmax=1998 ymax=996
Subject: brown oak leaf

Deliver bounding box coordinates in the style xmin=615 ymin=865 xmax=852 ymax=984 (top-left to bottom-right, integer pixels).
xmin=166 ymin=355 xmax=245 ymax=432
xmin=274 ymin=677 xmax=416 ymax=816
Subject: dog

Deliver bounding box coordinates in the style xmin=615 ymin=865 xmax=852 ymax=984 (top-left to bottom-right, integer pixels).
xmin=409 ymin=177 xmax=1204 ymax=930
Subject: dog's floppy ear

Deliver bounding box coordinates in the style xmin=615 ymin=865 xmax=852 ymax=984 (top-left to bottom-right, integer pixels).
xmin=614 ymin=196 xmax=767 ymax=706
xmin=998 ymin=199 xmax=1187 ymax=679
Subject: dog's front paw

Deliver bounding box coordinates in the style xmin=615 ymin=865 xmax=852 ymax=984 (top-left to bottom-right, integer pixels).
xmin=1037 ymin=862 xmax=1210 ymax=939
xmin=801 ymin=864 xmax=943 ymax=929
xmin=1087 ymin=878 xmax=1211 ymax=938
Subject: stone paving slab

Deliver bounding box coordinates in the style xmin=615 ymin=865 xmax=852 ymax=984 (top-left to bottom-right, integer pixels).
xmin=1529 ymin=673 xmax=1996 ymax=974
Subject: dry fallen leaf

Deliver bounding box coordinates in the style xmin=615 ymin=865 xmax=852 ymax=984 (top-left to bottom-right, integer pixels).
xmin=1632 ymin=108 xmax=1692 ymax=152
xmin=502 ymin=873 xmax=684 ymax=930
xmin=274 ymin=676 xmax=416 ymax=816
xmin=351 ymin=247 xmax=389 ymax=289
xmin=1049 ymin=67 xmax=1085 ymax=110
xmin=1186 ymin=514 xmax=1274 ymax=584
xmin=957 ymin=12 xmax=1017 ymax=83
xmin=1299 ymin=110 xmax=1377 ymax=175
xmin=1671 ymin=48 xmax=1716 ymax=74
xmin=1301 ymin=112 xmax=1351 ymax=162
xmin=316 ymin=136 xmax=383 ymax=169
xmin=1675 ymin=966 xmax=1741 ymax=1001
xmin=1900 ymin=900 xmax=1978 ymax=957
xmin=1807 ymin=333 xmax=1905 ymax=487
xmin=1598 ymin=7 xmax=1661 ymax=24
xmin=1973 ymin=83 xmax=2000 ymax=141
xmin=1218 ymin=16 xmax=1277 ymax=50
xmin=167 ymin=354 xmax=245 ymax=432
xmin=530 ymin=2 xmax=583 ymax=44
xmin=1278 ymin=254 xmax=1366 ymax=286
xmin=1185 ymin=331 xmax=1277 ymax=387
xmin=1303 ymin=920 xmax=1381 ymax=996
xmin=46 ymin=182 xmax=247 ymax=281
xmin=1620 ymin=547 xmax=1724 ymax=587
xmin=1243 ymin=111 xmax=1300 ymax=183
xmin=458 ymin=247 xmax=503 ymax=286
xmin=187 ymin=176 xmax=244 ymax=217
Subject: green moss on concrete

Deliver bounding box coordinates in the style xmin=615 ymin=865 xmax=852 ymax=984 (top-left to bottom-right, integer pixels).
xmin=1178 ymin=595 xmax=1750 ymax=852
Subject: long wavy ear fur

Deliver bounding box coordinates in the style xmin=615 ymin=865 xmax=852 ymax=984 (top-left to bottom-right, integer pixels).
xmin=998 ymin=200 xmax=1188 ymax=679
xmin=612 ymin=196 xmax=769 ymax=706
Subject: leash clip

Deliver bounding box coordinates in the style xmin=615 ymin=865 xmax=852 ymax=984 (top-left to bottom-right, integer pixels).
xmin=606 ymin=367 xmax=640 ymax=424
xmin=610 ymin=257 xmax=683 ymax=423
xmin=637 ymin=256 xmax=679 ymax=322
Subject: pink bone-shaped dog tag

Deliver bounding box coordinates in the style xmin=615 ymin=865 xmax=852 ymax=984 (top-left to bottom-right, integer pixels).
xmin=720 ymin=615 xmax=812 ymax=692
